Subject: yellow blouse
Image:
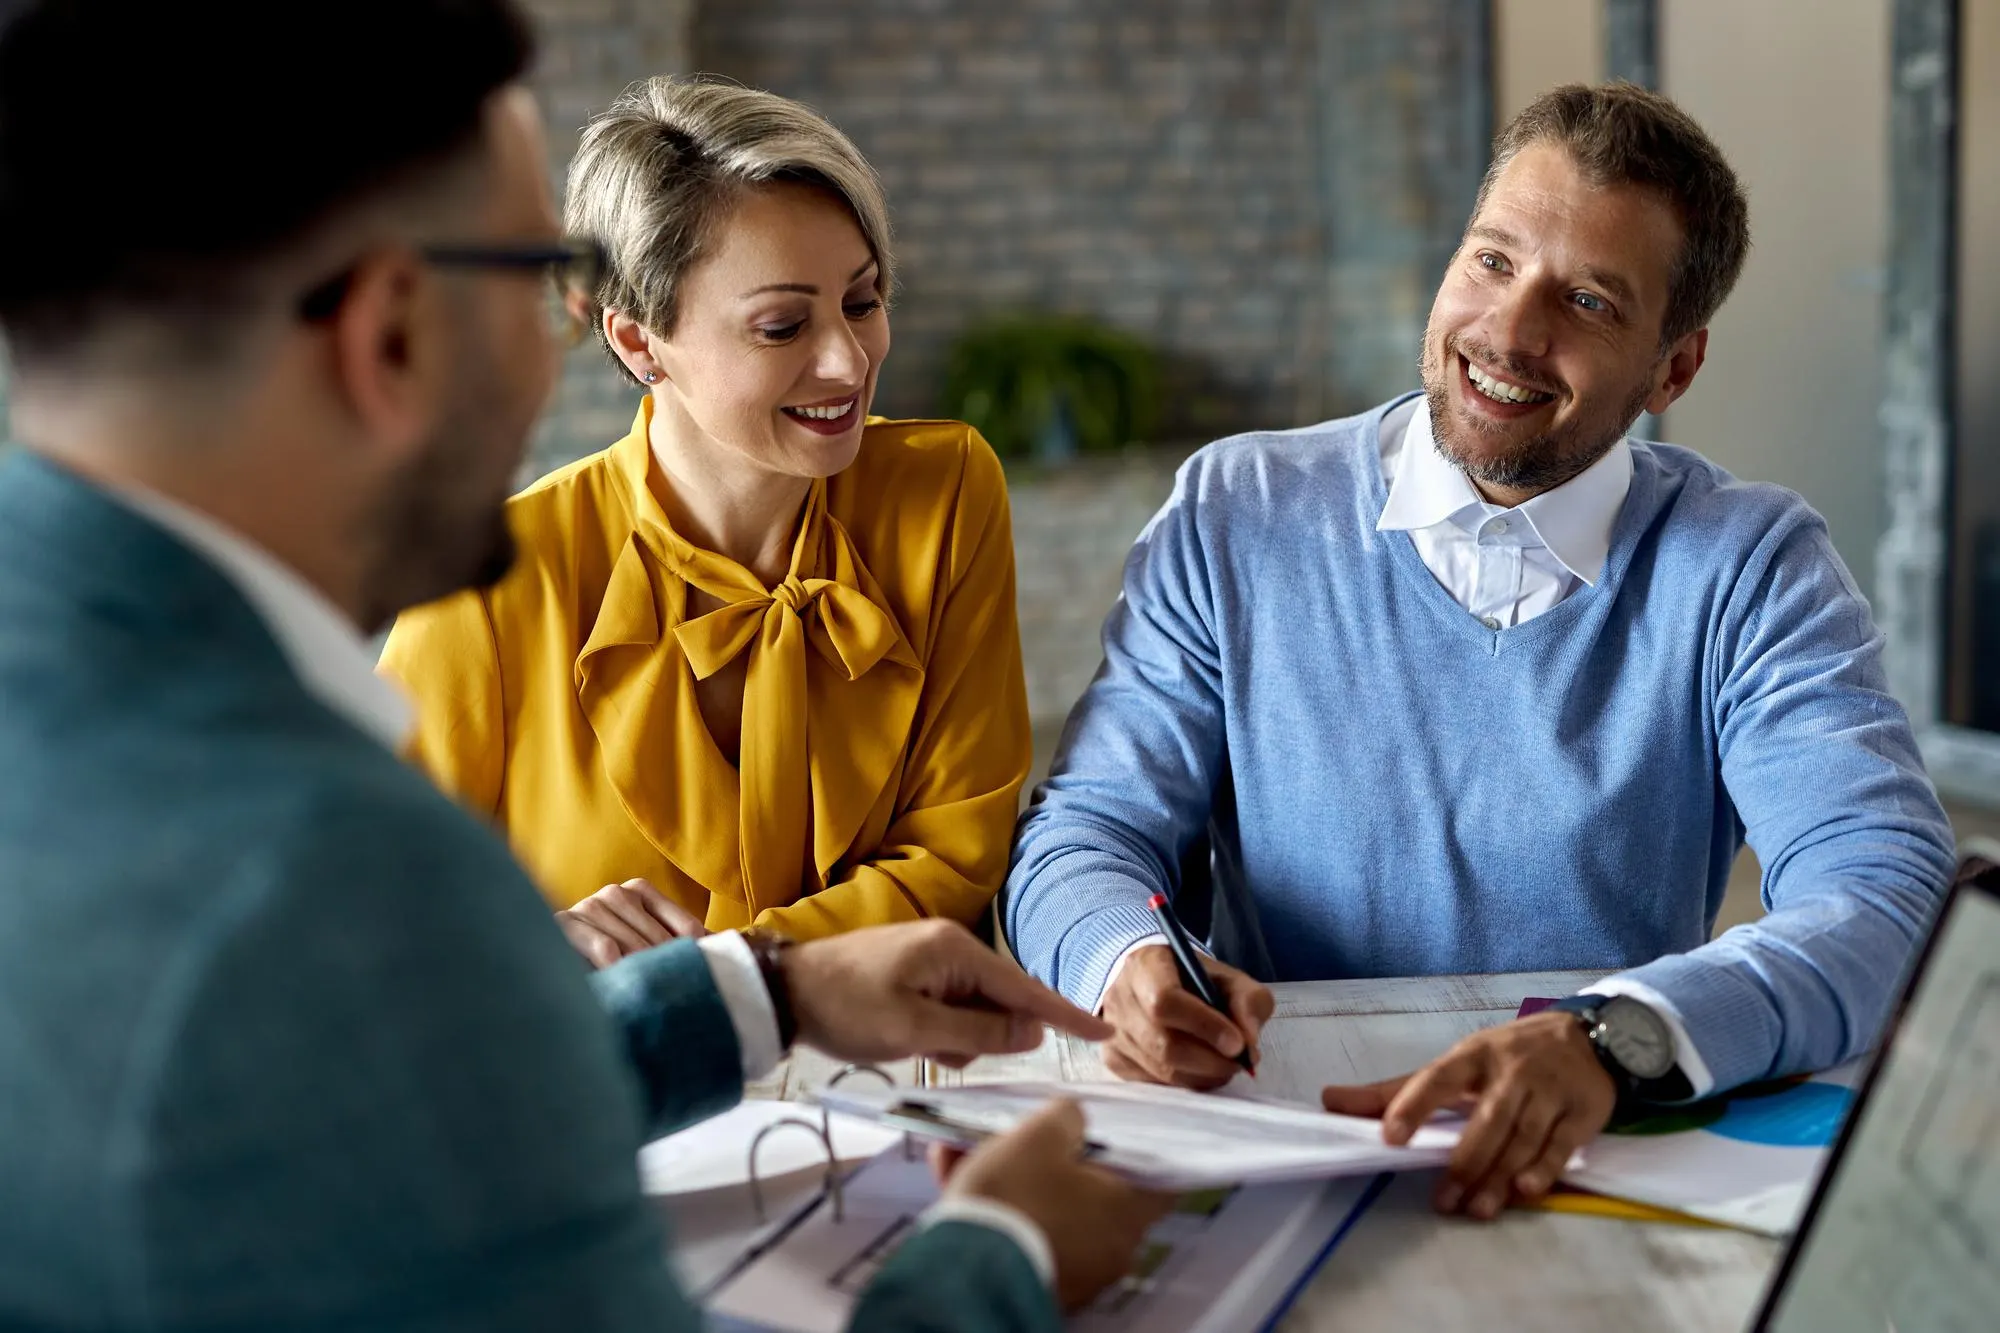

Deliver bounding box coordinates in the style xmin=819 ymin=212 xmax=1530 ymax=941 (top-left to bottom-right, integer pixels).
xmin=379 ymin=399 xmax=1031 ymax=940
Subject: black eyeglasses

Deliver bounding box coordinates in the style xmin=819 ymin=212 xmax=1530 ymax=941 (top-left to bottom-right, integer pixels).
xmin=296 ymin=238 xmax=607 ymax=348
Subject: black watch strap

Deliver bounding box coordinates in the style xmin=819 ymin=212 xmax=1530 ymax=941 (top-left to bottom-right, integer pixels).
xmin=741 ymin=930 xmax=799 ymax=1053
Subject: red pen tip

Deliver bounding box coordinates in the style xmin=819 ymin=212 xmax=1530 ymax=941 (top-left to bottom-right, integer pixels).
xmin=1147 ymin=893 xmax=1167 ymax=910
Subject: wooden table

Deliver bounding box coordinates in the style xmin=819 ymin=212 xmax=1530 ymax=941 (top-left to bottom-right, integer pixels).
xmin=922 ymin=969 xmax=1783 ymax=1333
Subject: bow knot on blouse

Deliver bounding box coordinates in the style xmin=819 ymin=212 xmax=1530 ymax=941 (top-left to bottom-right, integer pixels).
xmin=380 ymin=398 xmax=1032 ymax=940
xmin=574 ymin=445 xmax=919 ymax=919
xmin=673 ymin=572 xmax=908 ymax=686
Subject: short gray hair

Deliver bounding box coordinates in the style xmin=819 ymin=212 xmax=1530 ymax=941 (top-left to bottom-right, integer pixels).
xmin=564 ymin=76 xmax=894 ymax=366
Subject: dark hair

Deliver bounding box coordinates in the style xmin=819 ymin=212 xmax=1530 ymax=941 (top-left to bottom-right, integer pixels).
xmin=1476 ymin=82 xmax=1750 ymax=348
xmin=0 ymin=0 xmax=535 ymax=363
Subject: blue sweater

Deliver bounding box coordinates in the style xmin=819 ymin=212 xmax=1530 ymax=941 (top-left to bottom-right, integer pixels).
xmin=1004 ymin=395 xmax=1956 ymax=1093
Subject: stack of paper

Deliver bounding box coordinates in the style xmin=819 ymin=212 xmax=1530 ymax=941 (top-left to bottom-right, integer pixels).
xmin=816 ymin=1078 xmax=1461 ymax=1190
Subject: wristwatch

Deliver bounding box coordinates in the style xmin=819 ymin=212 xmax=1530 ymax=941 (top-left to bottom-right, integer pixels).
xmin=740 ymin=929 xmax=799 ymax=1054
xmin=1547 ymin=993 xmax=1694 ymax=1108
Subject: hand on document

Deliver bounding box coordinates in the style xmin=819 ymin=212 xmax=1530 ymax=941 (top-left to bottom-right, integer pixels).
xmin=933 ymin=1099 xmax=1175 ymax=1310
xmin=785 ymin=919 xmax=1114 ymax=1067
xmin=1099 ymin=944 xmax=1276 ymax=1089
xmin=556 ymin=877 xmax=708 ymax=967
xmin=1320 ymin=1010 xmax=1617 ymax=1221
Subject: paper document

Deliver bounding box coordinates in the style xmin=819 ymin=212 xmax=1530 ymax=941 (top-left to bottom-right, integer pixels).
xmin=1564 ymin=1062 xmax=1863 ymax=1236
xmin=706 ymin=1146 xmax=1381 ymax=1333
xmin=817 ymin=1078 xmax=1458 ymax=1189
xmin=639 ymin=1100 xmax=903 ymax=1196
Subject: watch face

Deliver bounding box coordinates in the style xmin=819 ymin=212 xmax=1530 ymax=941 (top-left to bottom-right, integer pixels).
xmin=1597 ymin=996 xmax=1676 ymax=1080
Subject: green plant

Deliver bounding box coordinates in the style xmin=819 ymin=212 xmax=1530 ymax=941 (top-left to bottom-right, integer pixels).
xmin=940 ymin=314 xmax=1161 ymax=461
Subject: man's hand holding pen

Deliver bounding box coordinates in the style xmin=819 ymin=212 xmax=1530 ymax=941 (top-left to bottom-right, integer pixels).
xmin=1099 ymin=944 xmax=1275 ymax=1090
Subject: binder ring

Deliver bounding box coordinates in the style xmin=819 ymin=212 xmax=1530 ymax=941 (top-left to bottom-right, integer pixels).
xmin=745 ymin=1064 xmax=897 ymax=1224
xmin=748 ymin=1117 xmax=843 ymax=1223
xmin=824 ymin=1063 xmax=918 ymax=1160
xmin=824 ymin=1062 xmax=897 ymax=1092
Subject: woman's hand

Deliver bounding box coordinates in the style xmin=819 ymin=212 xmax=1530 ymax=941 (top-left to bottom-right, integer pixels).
xmin=555 ymin=878 xmax=708 ymax=968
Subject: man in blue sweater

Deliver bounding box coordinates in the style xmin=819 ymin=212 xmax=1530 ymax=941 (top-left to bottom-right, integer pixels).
xmin=1006 ymin=83 xmax=1958 ymax=1221
xmin=0 ymin=3 xmax=1165 ymax=1328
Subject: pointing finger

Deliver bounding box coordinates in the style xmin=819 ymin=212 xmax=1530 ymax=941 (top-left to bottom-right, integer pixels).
xmin=947 ymin=941 xmax=1114 ymax=1043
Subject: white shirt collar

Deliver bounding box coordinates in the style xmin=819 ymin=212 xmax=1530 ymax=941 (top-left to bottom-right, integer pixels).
xmin=107 ymin=485 xmax=413 ymax=752
xmin=1376 ymin=397 xmax=1632 ymax=587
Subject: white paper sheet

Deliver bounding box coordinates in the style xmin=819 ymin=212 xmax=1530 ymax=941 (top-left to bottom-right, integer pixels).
xmin=818 ymin=1078 xmax=1459 ymax=1189
xmin=639 ymin=1100 xmax=904 ymax=1196
xmin=1563 ymin=1062 xmax=1864 ymax=1236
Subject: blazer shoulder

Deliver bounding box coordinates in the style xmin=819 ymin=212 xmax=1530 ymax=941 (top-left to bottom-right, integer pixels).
xmin=176 ymin=741 xmax=570 ymax=994
xmin=245 ymin=735 xmax=521 ymax=885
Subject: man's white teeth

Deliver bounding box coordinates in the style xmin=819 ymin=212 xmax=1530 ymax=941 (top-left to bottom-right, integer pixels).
xmin=1466 ymin=360 xmax=1552 ymax=405
xmin=787 ymin=400 xmax=854 ymax=421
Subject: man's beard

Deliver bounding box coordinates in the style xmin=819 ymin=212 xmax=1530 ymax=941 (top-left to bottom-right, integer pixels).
xmin=356 ymin=373 xmax=525 ymax=634
xmin=1421 ymin=333 xmax=1654 ymax=495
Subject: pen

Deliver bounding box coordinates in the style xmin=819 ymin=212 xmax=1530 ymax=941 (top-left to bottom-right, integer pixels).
xmin=1146 ymin=892 xmax=1255 ymax=1075
xmin=884 ymin=1100 xmax=1109 ymax=1157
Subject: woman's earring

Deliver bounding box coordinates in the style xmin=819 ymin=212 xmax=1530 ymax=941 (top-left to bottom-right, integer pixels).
xmin=641 ymin=370 xmax=660 ymax=384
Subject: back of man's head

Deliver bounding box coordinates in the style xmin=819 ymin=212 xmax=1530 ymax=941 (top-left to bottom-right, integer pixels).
xmin=0 ymin=0 xmax=534 ymax=376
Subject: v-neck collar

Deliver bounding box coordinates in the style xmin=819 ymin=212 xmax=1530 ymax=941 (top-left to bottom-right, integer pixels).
xmin=1361 ymin=394 xmax=1656 ymax=653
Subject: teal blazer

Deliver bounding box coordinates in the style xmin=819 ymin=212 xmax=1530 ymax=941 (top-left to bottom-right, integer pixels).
xmin=0 ymin=451 xmax=1054 ymax=1333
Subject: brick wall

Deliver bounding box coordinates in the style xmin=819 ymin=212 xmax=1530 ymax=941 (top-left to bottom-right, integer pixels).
xmin=519 ymin=0 xmax=1488 ymax=729
xmin=694 ymin=0 xmax=1329 ymax=440
xmin=521 ymin=0 xmax=1488 ymax=469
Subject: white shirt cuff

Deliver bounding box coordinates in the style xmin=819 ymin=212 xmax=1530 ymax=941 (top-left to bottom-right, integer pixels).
xmin=1095 ymin=933 xmax=1172 ymax=1013
xmin=1583 ymin=977 xmax=1716 ymax=1098
xmin=696 ymin=932 xmax=784 ymax=1081
xmin=1096 ymin=930 xmax=1221 ymax=1014
xmin=922 ymin=1197 xmax=1056 ymax=1288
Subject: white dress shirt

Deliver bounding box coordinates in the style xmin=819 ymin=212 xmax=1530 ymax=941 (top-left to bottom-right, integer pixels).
xmin=1375 ymin=395 xmax=1631 ymax=626
xmin=105 ymin=483 xmax=1055 ymax=1282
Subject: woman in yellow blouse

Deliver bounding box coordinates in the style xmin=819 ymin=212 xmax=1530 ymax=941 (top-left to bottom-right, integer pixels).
xmin=380 ymin=77 xmax=1029 ymax=963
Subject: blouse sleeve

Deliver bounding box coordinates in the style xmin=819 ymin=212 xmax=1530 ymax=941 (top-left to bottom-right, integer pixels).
xmin=752 ymin=433 xmax=1031 ymax=939
xmin=377 ymin=589 xmax=508 ymax=819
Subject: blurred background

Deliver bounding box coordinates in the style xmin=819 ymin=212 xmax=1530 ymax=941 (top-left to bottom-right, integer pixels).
xmin=13 ymin=3 xmax=1991 ymax=908
xmin=509 ymin=0 xmax=1997 ymax=845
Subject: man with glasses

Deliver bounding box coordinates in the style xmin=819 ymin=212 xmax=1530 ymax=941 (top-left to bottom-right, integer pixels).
xmin=0 ymin=3 xmax=1164 ymax=1330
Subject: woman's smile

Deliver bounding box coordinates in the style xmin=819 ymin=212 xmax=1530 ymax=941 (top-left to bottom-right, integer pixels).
xmin=781 ymin=392 xmax=861 ymax=436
